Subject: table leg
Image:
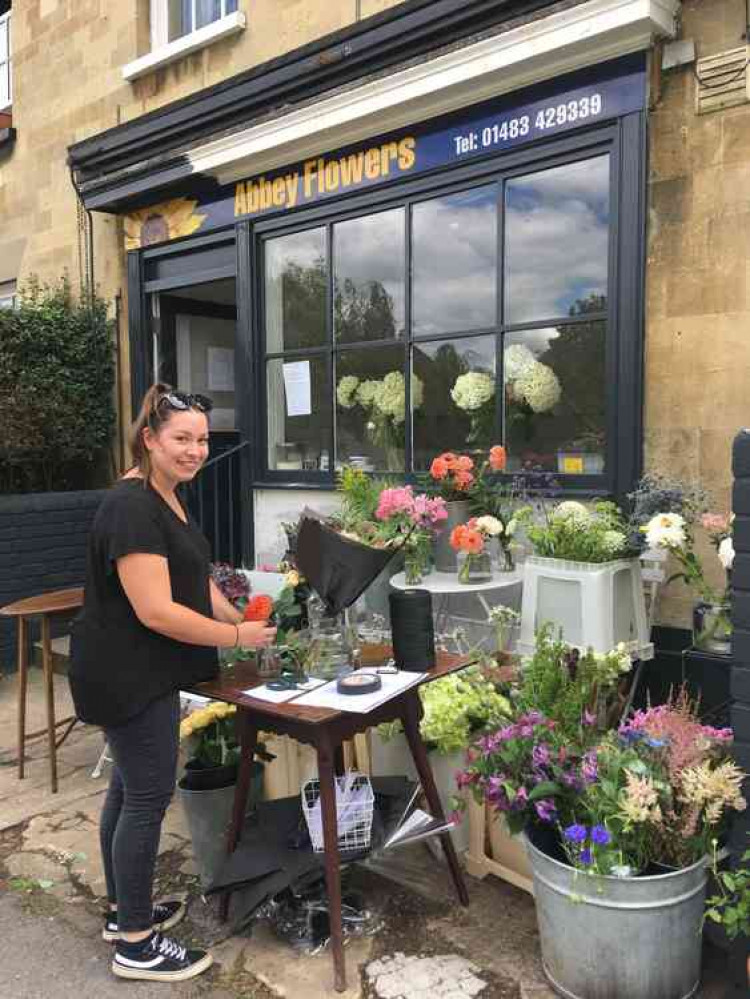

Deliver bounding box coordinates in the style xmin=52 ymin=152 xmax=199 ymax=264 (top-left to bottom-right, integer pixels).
xmin=41 ymin=615 xmax=58 ymax=794
xmin=220 ymin=710 xmax=258 ymax=923
xmin=400 ymin=693 xmax=470 ymax=907
xmin=17 ymin=616 xmax=28 ymax=780
xmin=317 ymin=733 xmax=346 ymax=992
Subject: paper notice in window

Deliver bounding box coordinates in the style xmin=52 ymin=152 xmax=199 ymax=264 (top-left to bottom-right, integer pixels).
xmin=207 ymin=347 xmax=234 ymax=392
xmin=562 ymin=456 xmax=584 ymax=474
xmin=282 ymin=360 xmax=312 ymax=417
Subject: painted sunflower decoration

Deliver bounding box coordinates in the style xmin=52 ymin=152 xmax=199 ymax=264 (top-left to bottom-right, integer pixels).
xmin=123 ymin=197 xmax=207 ymax=250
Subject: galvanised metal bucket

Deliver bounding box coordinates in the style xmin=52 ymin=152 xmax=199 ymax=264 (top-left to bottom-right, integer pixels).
xmin=525 ymin=833 xmax=708 ymax=999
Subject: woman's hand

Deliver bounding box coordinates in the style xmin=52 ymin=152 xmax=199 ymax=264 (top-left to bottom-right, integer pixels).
xmin=237 ymin=620 xmax=277 ymax=649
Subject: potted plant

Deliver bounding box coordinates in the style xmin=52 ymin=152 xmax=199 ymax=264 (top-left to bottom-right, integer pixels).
xmin=516 ymin=500 xmax=651 ymax=658
xmin=457 ymin=627 xmax=745 ymax=999
xmin=705 ymin=841 xmax=750 ymax=996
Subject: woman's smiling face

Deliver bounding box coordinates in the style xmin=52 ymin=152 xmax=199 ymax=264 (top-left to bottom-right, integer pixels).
xmin=143 ymin=409 xmax=209 ymax=485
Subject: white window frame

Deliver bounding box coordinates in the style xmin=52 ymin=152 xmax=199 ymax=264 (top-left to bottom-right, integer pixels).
xmin=123 ymin=1 xmax=244 ymax=82
xmin=0 ymin=11 xmax=11 ymax=112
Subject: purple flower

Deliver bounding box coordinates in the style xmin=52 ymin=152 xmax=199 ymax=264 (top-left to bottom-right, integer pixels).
xmin=590 ymin=825 xmax=610 ymax=846
xmin=523 ymin=710 xmax=544 ymax=726
xmin=561 ymin=771 xmax=583 ymax=790
xmin=485 ymin=776 xmax=510 ymax=811
xmin=511 ymin=787 xmax=529 ymax=810
xmin=580 ymin=848 xmax=593 ymax=865
xmin=532 ymin=744 xmax=551 ymax=767
xmin=563 ymin=823 xmax=588 ymax=843
xmin=519 ymin=724 xmax=535 ymax=738
xmin=534 ymin=798 xmax=557 ymax=823
xmin=582 ymin=709 xmax=597 ymax=727
xmin=581 ymin=751 xmax=598 ymax=784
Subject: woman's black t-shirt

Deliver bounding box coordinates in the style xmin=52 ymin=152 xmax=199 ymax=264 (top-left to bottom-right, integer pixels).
xmin=69 ymin=479 xmax=218 ymax=728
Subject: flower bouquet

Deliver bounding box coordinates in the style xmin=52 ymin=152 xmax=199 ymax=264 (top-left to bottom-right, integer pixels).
xmin=468 ymin=445 xmax=522 ymax=570
xmin=450 ymin=370 xmax=496 ymax=444
xmin=450 ymin=518 xmax=500 ymax=583
xmin=428 ymin=451 xmax=476 ymax=500
xmin=374 ymin=485 xmax=447 ymax=584
xmin=337 ymin=370 xmax=422 ymax=467
xmin=521 ymin=499 xmax=632 ymax=563
xmin=503 ymin=344 xmax=561 ymax=444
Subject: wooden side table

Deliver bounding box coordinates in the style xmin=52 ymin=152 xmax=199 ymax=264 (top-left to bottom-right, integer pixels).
xmin=0 ymin=587 xmax=83 ymax=793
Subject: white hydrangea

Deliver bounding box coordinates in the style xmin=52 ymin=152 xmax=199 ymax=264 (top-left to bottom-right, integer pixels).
xmin=719 ymin=536 xmax=735 ymax=570
xmin=601 ymin=530 xmax=627 ymax=557
xmin=336 ymin=375 xmax=360 ymax=409
xmin=553 ymin=501 xmax=590 ymax=525
xmin=451 ymin=371 xmax=495 ymax=412
xmin=643 ymin=512 xmax=687 ymax=550
xmin=356 ymin=379 xmax=380 ymax=408
xmin=375 ymin=371 xmax=407 ymax=423
xmin=515 ymin=361 xmax=561 ymax=413
xmin=475 ymin=515 xmax=503 ymax=536
xmin=504 ymin=344 xmax=536 ymax=382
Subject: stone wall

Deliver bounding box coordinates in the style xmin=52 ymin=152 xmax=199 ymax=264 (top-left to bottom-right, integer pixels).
xmin=646 ymin=0 xmax=750 ymax=626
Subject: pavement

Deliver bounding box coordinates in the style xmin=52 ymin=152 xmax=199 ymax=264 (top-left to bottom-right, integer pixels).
xmin=0 ymin=668 xmax=730 ymax=998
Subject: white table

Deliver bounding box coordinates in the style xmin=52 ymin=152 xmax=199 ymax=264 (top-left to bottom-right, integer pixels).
xmin=389 ymin=569 xmax=523 ymax=651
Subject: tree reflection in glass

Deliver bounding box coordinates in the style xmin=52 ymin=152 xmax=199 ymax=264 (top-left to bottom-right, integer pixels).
xmin=335 ymin=345 xmax=406 ymax=471
xmin=505 ymin=296 xmax=606 ymax=474
xmin=264 ymin=228 xmax=326 ymax=352
xmin=412 ymin=334 xmax=497 ymax=470
xmin=333 ymin=210 xmax=405 ymax=343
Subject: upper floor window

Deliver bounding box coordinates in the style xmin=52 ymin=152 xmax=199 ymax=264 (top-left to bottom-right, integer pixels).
xmin=0 ymin=8 xmax=11 ymax=111
xmin=163 ymin=0 xmax=238 ymax=44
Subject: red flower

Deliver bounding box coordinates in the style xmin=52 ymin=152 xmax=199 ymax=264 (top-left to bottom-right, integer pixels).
xmin=489 ymin=445 xmax=507 ymax=472
xmin=244 ymin=594 xmax=274 ymax=623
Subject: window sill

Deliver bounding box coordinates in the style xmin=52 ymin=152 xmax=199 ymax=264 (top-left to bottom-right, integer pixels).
xmin=122 ymin=12 xmax=246 ymax=83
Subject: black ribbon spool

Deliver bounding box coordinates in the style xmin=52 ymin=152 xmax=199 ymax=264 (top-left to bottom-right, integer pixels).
xmin=389 ymin=588 xmax=435 ymax=672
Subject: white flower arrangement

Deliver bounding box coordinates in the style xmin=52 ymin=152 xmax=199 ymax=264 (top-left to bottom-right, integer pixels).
xmin=504 ymin=344 xmax=536 ymax=382
xmin=336 ymin=375 xmax=360 ymax=409
xmin=474 ymin=514 xmax=503 ymax=537
xmin=514 ymin=360 xmax=562 ymax=413
xmin=336 ymin=371 xmax=423 ymax=425
xmin=553 ymin=501 xmax=590 ymax=525
xmin=450 ymin=371 xmax=495 ymax=412
xmin=643 ymin=512 xmax=687 ymax=550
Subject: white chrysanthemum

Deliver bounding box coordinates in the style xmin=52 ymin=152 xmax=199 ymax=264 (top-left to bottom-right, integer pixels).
xmin=515 ymin=361 xmax=561 ymax=413
xmin=475 ymin=515 xmax=503 ymax=537
xmin=336 ymin=375 xmax=360 ymax=409
xmin=601 ymin=530 xmax=627 ymax=557
xmin=553 ymin=501 xmax=590 ymax=525
xmin=450 ymin=371 xmax=495 ymax=412
xmin=718 ymin=536 xmax=735 ymax=570
xmin=504 ymin=344 xmax=536 ymax=382
xmin=375 ymin=370 xmax=407 ymax=423
xmin=643 ymin=512 xmax=686 ymax=550
xmin=356 ymin=379 xmax=380 ymax=408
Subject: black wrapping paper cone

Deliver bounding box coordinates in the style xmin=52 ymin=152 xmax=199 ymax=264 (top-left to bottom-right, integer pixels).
xmin=295 ymin=513 xmax=402 ymax=616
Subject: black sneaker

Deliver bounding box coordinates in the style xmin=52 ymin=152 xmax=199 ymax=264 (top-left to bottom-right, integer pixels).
xmin=112 ymin=931 xmax=213 ymax=982
xmin=102 ymin=899 xmax=187 ymax=942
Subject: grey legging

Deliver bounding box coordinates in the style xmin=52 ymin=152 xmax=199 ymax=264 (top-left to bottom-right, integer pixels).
xmin=100 ymin=690 xmax=180 ymax=932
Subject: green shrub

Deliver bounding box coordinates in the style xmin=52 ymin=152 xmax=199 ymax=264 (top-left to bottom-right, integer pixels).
xmin=0 ymin=278 xmax=116 ymax=493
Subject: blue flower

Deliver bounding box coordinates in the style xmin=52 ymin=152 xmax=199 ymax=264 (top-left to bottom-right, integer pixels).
xmin=563 ymin=823 xmax=588 ymax=843
xmin=646 ymin=737 xmax=668 ymax=749
xmin=580 ymin=848 xmax=593 ymax=865
xmin=590 ymin=825 xmax=611 ymax=846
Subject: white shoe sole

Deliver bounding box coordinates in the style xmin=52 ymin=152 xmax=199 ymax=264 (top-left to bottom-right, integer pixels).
xmin=111 ymin=952 xmax=213 ymax=982
xmin=102 ymin=903 xmax=186 ymax=942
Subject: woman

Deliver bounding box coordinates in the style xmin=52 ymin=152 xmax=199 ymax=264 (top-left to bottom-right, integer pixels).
xmin=69 ymin=384 xmax=276 ymax=983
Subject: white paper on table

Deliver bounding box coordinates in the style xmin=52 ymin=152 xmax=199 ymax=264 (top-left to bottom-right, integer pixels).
xmin=242 ymin=677 xmax=327 ymax=704
xmin=207 ymin=347 xmax=235 ymax=391
xmin=292 ymin=669 xmax=426 ymax=713
xmin=282 ymin=360 xmax=312 ymax=417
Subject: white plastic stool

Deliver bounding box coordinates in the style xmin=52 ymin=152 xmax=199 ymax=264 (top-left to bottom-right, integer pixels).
xmin=518 ymin=556 xmax=652 ymax=659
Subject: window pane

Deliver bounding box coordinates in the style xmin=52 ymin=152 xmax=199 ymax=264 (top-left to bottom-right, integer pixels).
xmin=265 ymin=228 xmax=326 ymax=352
xmin=412 ymin=334 xmax=497 ymax=470
xmin=196 ymin=0 xmax=222 ymax=29
xmin=335 ymin=345 xmax=406 ymax=471
xmin=412 ymin=185 xmax=497 ymax=337
xmin=333 ymin=209 xmax=405 ymax=343
xmin=505 ymin=156 xmax=610 ymax=325
xmin=168 ymin=0 xmax=191 ymax=39
xmin=504 ymin=314 xmax=606 ymax=474
xmin=266 ymin=356 xmax=331 ymax=471
xmin=226 ymin=0 xmax=238 ymax=10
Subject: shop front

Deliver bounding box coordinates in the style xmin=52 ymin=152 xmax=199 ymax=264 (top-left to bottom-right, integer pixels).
xmin=70 ymin=1 xmax=676 ymax=567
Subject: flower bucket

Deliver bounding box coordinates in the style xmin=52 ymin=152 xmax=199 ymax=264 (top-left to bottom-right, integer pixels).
xmin=432 ymin=500 xmax=470 ymax=572
xmin=525 ymin=830 xmax=707 ymax=999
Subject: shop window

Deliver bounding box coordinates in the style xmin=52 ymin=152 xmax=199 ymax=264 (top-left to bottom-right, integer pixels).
xmin=261 ymin=153 xmax=612 ymax=483
xmin=0 ymin=8 xmax=11 ymax=111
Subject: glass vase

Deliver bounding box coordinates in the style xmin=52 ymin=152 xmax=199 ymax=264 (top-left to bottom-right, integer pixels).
xmin=404 ymin=550 xmax=424 ymax=586
xmin=692 ymin=601 xmax=732 ymax=655
xmin=458 ymin=551 xmax=493 ymax=584
xmin=498 ymin=543 xmax=515 ymax=573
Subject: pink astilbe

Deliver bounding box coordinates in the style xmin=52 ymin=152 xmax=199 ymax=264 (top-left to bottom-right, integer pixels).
xmin=376 ymin=486 xmax=447 ymax=529
xmin=376 ymin=486 xmax=416 ymax=521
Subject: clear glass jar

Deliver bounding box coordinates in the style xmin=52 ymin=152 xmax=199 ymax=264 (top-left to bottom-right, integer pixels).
xmin=459 ymin=551 xmax=493 ymax=584
xmin=404 ymin=549 xmax=423 ymax=586
xmin=497 ymin=542 xmax=515 ymax=573
xmin=692 ymin=601 xmax=731 ymax=655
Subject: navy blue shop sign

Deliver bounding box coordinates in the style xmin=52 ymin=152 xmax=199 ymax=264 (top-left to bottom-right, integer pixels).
xmin=134 ymin=54 xmax=645 ymax=240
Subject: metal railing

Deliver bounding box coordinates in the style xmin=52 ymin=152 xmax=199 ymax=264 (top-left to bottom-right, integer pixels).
xmin=184 ymin=436 xmax=249 ymax=566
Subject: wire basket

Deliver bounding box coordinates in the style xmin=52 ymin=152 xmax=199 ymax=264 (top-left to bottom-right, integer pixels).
xmin=301 ymin=771 xmax=374 ymax=853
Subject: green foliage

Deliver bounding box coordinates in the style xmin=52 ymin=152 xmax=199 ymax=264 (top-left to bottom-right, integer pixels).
xmin=521 ymin=500 xmax=631 ymax=563
xmin=706 ymin=845 xmax=750 ymax=939
xmin=0 ymin=278 xmax=116 ymax=493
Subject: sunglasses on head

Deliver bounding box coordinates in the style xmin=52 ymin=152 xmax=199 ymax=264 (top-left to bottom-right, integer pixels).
xmin=157 ymin=391 xmax=213 ymax=414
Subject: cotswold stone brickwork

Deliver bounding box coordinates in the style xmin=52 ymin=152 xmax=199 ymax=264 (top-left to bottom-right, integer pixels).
xmin=646 ymin=0 xmax=750 ymax=626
